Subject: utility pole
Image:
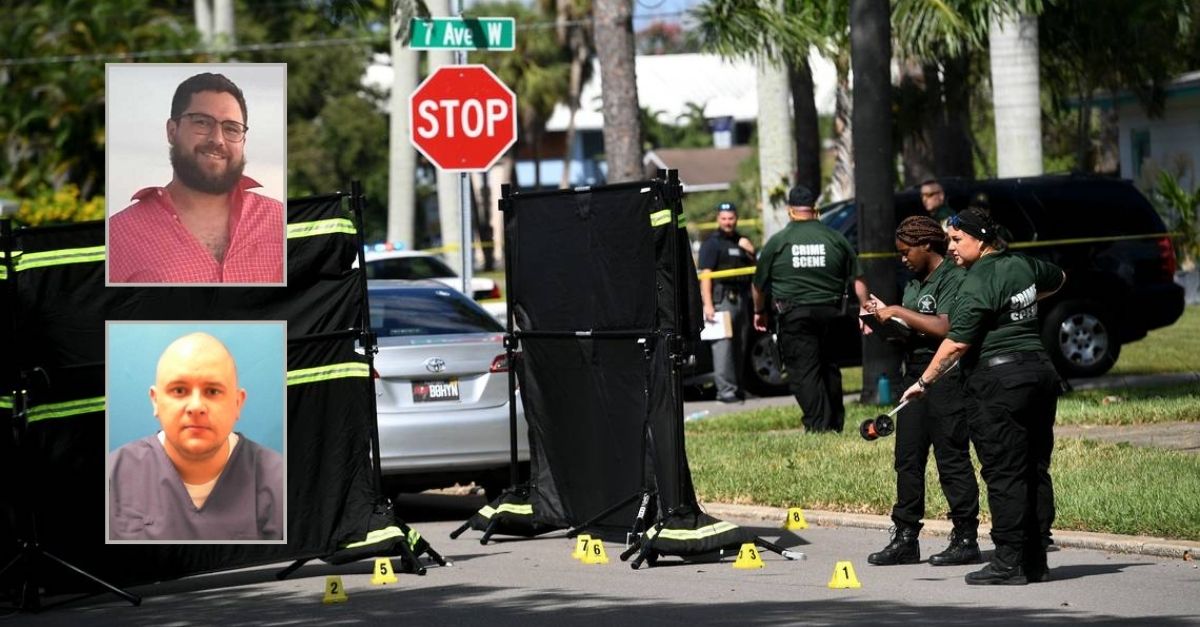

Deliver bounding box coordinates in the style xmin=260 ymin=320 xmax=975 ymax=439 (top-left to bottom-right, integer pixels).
xmin=389 ymin=7 xmax=418 ymax=250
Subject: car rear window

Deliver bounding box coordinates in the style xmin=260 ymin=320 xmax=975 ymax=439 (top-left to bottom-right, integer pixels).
xmin=369 ymin=288 xmax=503 ymax=336
xmin=365 ymin=256 xmax=457 ymax=280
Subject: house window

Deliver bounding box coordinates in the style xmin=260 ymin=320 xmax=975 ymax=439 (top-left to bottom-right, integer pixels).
xmin=1131 ymin=128 xmax=1151 ymax=179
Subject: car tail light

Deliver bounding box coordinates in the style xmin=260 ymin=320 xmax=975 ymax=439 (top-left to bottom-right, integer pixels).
xmin=485 ymin=283 xmax=501 ymax=300
xmin=1156 ymin=236 xmax=1178 ymax=277
xmin=489 ymin=354 xmax=509 ymax=373
xmin=371 ymin=367 xmax=381 ymax=379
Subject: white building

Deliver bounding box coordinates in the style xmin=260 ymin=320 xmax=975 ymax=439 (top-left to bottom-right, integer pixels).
xmin=1116 ymin=70 xmax=1200 ymax=190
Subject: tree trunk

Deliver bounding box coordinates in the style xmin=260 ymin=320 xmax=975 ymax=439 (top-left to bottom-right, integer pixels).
xmin=758 ymin=52 xmax=795 ymax=239
xmin=989 ymin=11 xmax=1043 ymax=177
xmin=936 ymin=52 xmax=974 ymax=179
xmin=593 ymin=0 xmax=642 ymax=183
xmin=431 ymin=0 xmax=462 ymax=272
xmin=388 ymin=9 xmax=418 ymax=249
xmin=559 ymin=27 xmax=589 ymax=189
xmin=1095 ymin=105 xmax=1119 ymax=176
xmin=899 ymin=57 xmax=936 ymax=187
xmin=829 ymin=56 xmax=854 ymax=201
xmin=851 ymin=0 xmax=901 ymax=404
xmin=790 ymin=56 xmax=821 ymax=195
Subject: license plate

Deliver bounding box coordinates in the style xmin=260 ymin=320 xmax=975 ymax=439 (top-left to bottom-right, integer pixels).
xmin=412 ymin=379 xmax=460 ymax=403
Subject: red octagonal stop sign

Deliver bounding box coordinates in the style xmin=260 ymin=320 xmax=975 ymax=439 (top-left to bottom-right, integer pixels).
xmin=409 ymin=64 xmax=517 ymax=172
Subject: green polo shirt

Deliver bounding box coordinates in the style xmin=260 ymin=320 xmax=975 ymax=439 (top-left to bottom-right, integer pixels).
xmin=929 ymin=204 xmax=954 ymax=225
xmin=753 ymin=220 xmax=860 ymax=305
xmin=947 ymin=252 xmax=1065 ymax=360
xmin=902 ymin=257 xmax=965 ymax=358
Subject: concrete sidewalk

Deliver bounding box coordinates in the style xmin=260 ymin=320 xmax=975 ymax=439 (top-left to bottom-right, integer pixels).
xmin=702 ymin=502 xmax=1200 ymax=560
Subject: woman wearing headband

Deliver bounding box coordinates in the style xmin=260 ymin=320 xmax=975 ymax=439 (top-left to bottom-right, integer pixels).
xmin=901 ymin=200 xmax=1066 ymax=585
xmin=863 ymin=215 xmax=980 ymax=568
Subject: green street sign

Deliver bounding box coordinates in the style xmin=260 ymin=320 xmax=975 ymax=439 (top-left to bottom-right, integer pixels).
xmin=409 ymin=17 xmax=516 ymax=51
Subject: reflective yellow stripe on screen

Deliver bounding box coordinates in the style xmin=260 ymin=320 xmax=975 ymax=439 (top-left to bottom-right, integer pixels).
xmin=286 ymin=218 xmax=357 ymax=239
xmin=25 ymin=396 xmax=106 ymax=424
xmin=0 ymin=396 xmax=12 ymax=409
xmin=342 ymin=525 xmax=405 ymax=549
xmin=644 ymin=520 xmax=739 ymax=541
xmin=4 ymin=246 xmax=106 ymax=272
xmin=285 ymin=362 xmax=370 ymax=386
xmin=649 ymin=210 xmax=688 ymax=228
xmin=477 ymin=502 xmax=533 ymax=519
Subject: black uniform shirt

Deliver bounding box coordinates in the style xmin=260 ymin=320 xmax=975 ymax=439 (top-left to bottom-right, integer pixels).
xmin=947 ymin=252 xmax=1065 ymax=360
xmin=902 ymin=257 xmax=965 ymax=358
xmin=753 ymin=220 xmax=859 ymax=304
xmin=699 ymin=229 xmax=754 ymax=289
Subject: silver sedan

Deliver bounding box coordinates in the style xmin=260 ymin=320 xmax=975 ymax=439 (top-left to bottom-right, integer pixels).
xmin=367 ymin=280 xmax=528 ymax=496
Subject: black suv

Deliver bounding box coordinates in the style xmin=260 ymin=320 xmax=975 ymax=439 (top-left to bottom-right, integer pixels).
xmin=817 ymin=174 xmax=1184 ymax=379
xmin=690 ymin=175 xmax=1185 ymax=395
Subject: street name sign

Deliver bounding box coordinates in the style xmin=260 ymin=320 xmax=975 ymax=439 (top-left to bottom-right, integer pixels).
xmin=409 ymin=17 xmax=516 ymax=51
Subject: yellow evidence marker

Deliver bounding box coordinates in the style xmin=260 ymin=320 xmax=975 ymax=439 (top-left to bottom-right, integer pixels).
xmin=582 ymin=538 xmax=610 ymax=564
xmin=371 ymin=557 xmax=398 ymax=585
xmin=572 ymin=534 xmax=592 ymax=560
xmin=323 ymin=575 xmax=349 ymax=603
xmin=733 ymin=543 xmax=765 ymax=569
xmin=784 ymin=507 xmax=808 ymax=530
xmin=827 ymin=561 xmax=862 ymax=589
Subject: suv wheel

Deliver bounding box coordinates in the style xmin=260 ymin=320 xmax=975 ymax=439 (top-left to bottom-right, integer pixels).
xmin=1041 ymin=300 xmax=1120 ymax=378
xmin=743 ymin=332 xmax=790 ymax=396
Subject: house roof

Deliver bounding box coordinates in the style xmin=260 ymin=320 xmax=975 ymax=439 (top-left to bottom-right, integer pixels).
xmin=643 ymin=146 xmax=755 ymax=192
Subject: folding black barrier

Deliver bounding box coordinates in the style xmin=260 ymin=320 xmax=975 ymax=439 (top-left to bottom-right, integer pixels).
xmin=0 ymin=184 xmax=441 ymax=611
xmin=453 ymin=170 xmax=801 ymax=568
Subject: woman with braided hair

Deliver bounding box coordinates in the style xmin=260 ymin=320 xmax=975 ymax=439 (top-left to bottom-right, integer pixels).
xmin=902 ymin=203 xmax=1065 ymax=585
xmin=862 ymin=215 xmax=981 ymax=568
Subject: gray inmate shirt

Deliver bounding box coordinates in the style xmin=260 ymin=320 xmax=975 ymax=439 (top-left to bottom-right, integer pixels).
xmin=109 ymin=433 xmax=284 ymax=541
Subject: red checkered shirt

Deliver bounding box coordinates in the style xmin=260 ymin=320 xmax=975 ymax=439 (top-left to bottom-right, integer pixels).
xmin=109 ymin=177 xmax=284 ymax=284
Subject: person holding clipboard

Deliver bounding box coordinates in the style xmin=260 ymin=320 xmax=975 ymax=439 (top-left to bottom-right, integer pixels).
xmin=862 ymin=215 xmax=980 ymax=567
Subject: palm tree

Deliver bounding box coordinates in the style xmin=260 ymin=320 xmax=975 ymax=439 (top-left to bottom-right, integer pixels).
xmin=989 ymin=5 xmax=1043 ymax=177
xmin=542 ymin=0 xmax=596 ymax=189
xmin=692 ymin=0 xmax=822 ymax=237
xmin=592 ymin=0 xmax=641 ymax=183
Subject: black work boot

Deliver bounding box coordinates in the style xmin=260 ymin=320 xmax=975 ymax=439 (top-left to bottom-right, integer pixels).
xmin=928 ymin=523 xmax=982 ymax=566
xmin=1024 ymin=542 xmax=1051 ymax=582
xmin=965 ymin=544 xmax=1027 ymax=585
xmin=868 ymin=525 xmax=921 ymax=565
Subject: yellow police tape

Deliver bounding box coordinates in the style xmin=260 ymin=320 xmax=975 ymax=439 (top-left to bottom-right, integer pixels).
xmin=698 ymin=231 xmax=1179 ymax=273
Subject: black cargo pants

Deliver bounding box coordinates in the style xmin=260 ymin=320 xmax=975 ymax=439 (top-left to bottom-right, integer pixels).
xmin=963 ymin=353 xmax=1058 ymax=571
xmin=891 ymin=359 xmax=980 ymax=529
xmin=777 ymin=304 xmax=844 ymax=432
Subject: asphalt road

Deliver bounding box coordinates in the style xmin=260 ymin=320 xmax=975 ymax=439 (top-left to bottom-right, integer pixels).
xmin=11 ymin=492 xmax=1199 ymax=626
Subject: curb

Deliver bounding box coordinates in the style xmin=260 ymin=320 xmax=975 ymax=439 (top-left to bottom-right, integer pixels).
xmin=701 ymin=502 xmax=1200 ymax=560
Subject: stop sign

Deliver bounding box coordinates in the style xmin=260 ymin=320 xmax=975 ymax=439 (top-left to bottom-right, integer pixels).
xmin=409 ymin=64 xmax=517 ymax=172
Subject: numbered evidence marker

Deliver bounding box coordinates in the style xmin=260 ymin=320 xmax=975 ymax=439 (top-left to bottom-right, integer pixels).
xmin=371 ymin=557 xmax=398 ymax=585
xmin=733 ymin=543 xmax=765 ymax=569
xmin=571 ymin=534 xmax=592 ymax=560
xmin=784 ymin=507 xmax=809 ymax=530
xmin=827 ymin=561 xmax=862 ymax=589
xmin=323 ymin=575 xmax=349 ymax=603
xmin=581 ymin=538 xmax=610 ymax=564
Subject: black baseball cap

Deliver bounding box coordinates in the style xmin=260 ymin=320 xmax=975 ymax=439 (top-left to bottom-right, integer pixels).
xmin=787 ymin=185 xmax=815 ymax=207
xmin=716 ymin=201 xmax=737 ymax=213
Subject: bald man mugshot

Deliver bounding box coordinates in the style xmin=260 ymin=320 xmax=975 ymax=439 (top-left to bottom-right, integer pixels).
xmin=108 ymin=327 xmax=285 ymax=542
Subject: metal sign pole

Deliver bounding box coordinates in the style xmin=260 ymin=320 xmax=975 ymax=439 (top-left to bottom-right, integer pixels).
xmin=455 ymin=0 xmax=472 ymax=295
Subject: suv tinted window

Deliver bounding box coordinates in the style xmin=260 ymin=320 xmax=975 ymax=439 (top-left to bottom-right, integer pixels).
xmin=944 ymin=183 xmax=1037 ymax=242
xmin=365 ymin=256 xmax=456 ymax=280
xmin=1027 ymin=180 xmax=1164 ymax=239
xmin=369 ymin=287 xmax=503 ymax=336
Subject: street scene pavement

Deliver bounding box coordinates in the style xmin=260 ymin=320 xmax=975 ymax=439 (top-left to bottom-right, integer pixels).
xmin=11 ymin=492 xmax=1199 ymax=626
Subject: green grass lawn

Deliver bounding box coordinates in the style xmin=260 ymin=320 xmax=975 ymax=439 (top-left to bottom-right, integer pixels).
xmin=688 ymin=304 xmax=1200 ymax=540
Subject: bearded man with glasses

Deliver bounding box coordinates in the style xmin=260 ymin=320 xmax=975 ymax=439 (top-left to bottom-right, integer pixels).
xmin=109 ymin=72 xmax=284 ymax=284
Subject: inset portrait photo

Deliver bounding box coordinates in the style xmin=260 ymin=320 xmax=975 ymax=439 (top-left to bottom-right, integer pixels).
xmin=105 ymin=63 xmax=287 ymax=286
xmin=106 ymin=321 xmax=287 ymax=544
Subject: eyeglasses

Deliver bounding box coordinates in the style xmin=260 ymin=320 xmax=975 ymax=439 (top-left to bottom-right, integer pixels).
xmin=175 ymin=112 xmax=248 ymax=142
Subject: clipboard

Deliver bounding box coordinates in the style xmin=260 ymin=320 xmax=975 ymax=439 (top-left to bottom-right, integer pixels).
xmin=859 ymin=314 xmax=912 ymax=342
xmin=701 ymin=311 xmax=733 ymax=341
